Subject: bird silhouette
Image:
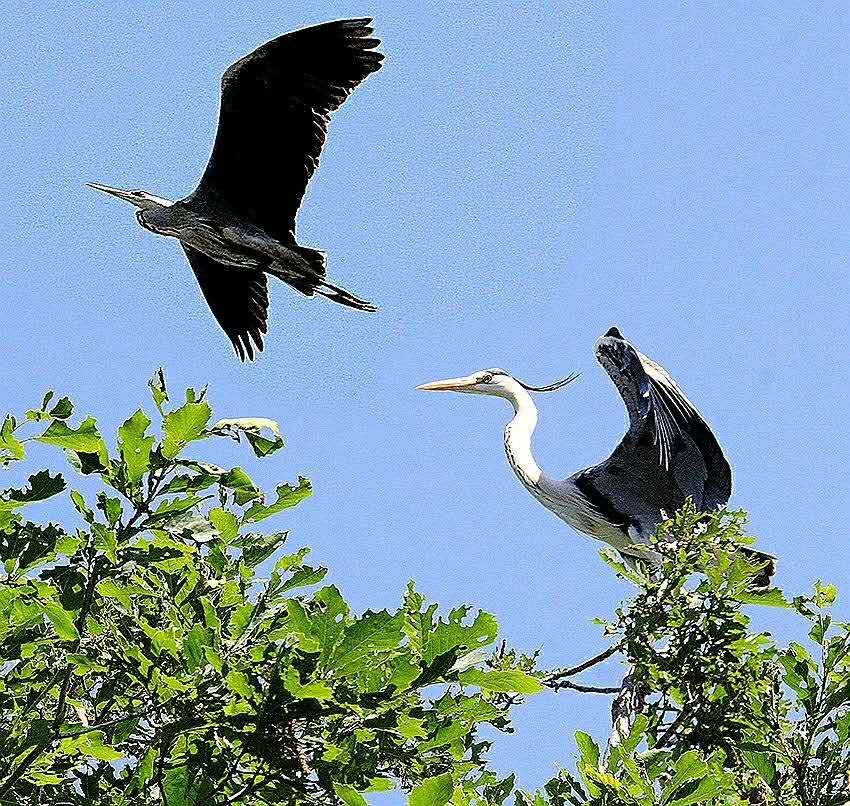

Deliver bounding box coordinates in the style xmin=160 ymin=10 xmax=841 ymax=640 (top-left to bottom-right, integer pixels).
xmin=89 ymin=19 xmax=383 ymax=360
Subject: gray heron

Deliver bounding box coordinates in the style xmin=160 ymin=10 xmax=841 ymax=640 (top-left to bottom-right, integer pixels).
xmin=418 ymin=327 xmax=774 ymax=583
xmin=89 ymin=19 xmax=383 ymax=360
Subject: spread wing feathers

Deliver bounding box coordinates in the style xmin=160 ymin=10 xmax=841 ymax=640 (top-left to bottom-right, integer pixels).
xmin=192 ymin=19 xmax=383 ymax=242
xmin=183 ymin=247 xmax=269 ymax=361
xmin=593 ymin=328 xmax=732 ymax=510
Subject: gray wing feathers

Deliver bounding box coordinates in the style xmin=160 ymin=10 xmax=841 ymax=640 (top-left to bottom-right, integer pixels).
xmin=593 ymin=329 xmax=731 ymax=512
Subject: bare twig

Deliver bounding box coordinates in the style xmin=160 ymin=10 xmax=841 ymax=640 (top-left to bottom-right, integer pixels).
xmin=545 ymin=679 xmax=620 ymax=694
xmin=543 ymin=643 xmax=622 ymax=683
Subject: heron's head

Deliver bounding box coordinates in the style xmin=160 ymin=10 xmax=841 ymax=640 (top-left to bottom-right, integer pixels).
xmin=87 ymin=183 xmax=173 ymax=213
xmin=417 ymin=368 xmax=580 ymax=401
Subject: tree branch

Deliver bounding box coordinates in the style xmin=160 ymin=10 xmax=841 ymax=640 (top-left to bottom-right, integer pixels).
xmin=541 ymin=643 xmax=622 ymax=694
xmin=544 ymin=679 xmax=620 ymax=694
xmin=544 ymin=644 xmax=622 ymax=683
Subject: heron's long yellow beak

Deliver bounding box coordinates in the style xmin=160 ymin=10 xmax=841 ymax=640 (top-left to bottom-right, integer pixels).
xmin=416 ymin=376 xmax=477 ymax=392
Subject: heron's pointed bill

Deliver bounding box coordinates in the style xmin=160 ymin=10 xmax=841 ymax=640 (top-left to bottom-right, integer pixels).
xmin=86 ymin=183 xmax=140 ymax=205
xmin=416 ymin=375 xmax=479 ymax=392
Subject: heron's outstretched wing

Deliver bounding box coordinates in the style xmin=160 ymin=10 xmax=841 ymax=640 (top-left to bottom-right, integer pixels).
xmin=590 ymin=327 xmax=731 ymax=510
xmin=191 ymin=19 xmax=383 ymax=242
xmin=182 ymin=247 xmax=268 ymax=361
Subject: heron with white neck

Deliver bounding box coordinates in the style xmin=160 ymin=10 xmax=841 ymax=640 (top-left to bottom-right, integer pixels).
xmin=418 ymin=327 xmax=774 ymax=580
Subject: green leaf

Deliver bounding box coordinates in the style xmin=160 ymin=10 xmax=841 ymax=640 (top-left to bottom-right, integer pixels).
xmin=209 ymin=508 xmax=238 ymax=542
xmin=0 ymin=470 xmax=65 ymax=510
xmin=744 ymin=750 xmax=776 ymax=786
xmin=667 ymin=776 xmax=721 ymax=806
xmin=93 ymin=523 xmax=118 ymax=563
xmin=325 ymin=610 xmax=404 ymax=675
xmin=409 ymin=773 xmax=454 ymax=806
xmin=242 ymin=477 xmax=312 ymax=524
xmin=226 ymin=670 xmax=254 ymax=699
xmin=211 ymin=417 xmax=285 ymax=457
xmin=42 ymin=602 xmax=80 ymax=641
xmin=184 ymin=624 xmax=211 ymax=672
xmin=96 ymin=579 xmax=135 ymax=611
xmin=118 ymin=409 xmax=155 ymax=482
xmin=70 ymin=489 xmax=93 ymax=521
xmin=662 ymin=750 xmax=707 ymax=801
xmin=59 ymin=730 xmax=123 ymax=762
xmin=26 ymin=391 xmax=53 ymax=421
xmin=229 ymin=603 xmax=255 ymax=640
xmin=575 ymin=731 xmax=600 ymax=767
xmin=333 ymin=784 xmax=369 ymax=806
xmin=284 ymin=668 xmax=333 ymax=701
xmin=240 ymin=530 xmax=289 ymax=567
xmin=814 ymin=581 xmax=838 ymax=608
xmin=599 ymin=547 xmax=648 ymax=586
xmin=280 ymin=565 xmax=328 ymax=592
xmin=200 ymin=596 xmax=222 ymax=636
xmin=49 ymin=396 xmax=74 ymax=419
xmin=220 ymin=466 xmax=262 ymax=505
xmin=397 ymin=714 xmax=428 ymax=739
xmin=417 ymin=605 xmax=498 ymax=664
xmin=162 ymin=401 xmax=212 ymax=459
xmin=367 ymin=778 xmax=396 ymax=792
xmin=0 ymin=415 xmax=25 ymax=462
xmin=735 ymin=588 xmax=791 ymax=608
xmin=36 ymin=417 xmax=106 ymax=458
xmin=163 ymin=765 xmax=201 ymax=806
xmin=459 ymin=669 xmax=543 ymax=694
xmin=67 ymin=653 xmax=108 ymax=675
xmin=97 ymin=493 xmax=123 ymax=526
xmin=149 ymin=368 xmax=169 ymax=413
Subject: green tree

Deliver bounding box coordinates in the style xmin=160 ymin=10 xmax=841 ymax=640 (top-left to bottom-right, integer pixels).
xmin=0 ymin=374 xmax=538 ymax=805
xmin=531 ymin=506 xmax=850 ymax=806
xmin=1 ymin=376 xmax=849 ymax=806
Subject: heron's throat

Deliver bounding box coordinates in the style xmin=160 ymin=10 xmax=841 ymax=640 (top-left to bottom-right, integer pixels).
xmin=503 ymin=393 xmax=544 ymax=491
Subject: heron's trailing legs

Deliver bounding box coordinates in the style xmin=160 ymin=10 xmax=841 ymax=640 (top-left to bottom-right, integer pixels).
xmin=311 ymin=279 xmax=378 ymax=312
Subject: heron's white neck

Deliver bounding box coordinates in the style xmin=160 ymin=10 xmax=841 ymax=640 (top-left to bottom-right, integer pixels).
xmin=503 ymin=388 xmax=548 ymax=491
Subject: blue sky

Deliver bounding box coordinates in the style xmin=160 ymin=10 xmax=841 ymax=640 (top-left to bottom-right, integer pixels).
xmin=1 ymin=0 xmax=848 ymax=794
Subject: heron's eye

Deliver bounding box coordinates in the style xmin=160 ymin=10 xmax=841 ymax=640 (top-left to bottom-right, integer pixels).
xmin=479 ymin=373 xmax=494 ymax=384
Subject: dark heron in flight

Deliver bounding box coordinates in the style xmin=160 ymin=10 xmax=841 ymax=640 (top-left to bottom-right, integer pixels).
xmin=89 ymin=19 xmax=383 ymax=360
xmin=418 ymin=327 xmax=774 ymax=583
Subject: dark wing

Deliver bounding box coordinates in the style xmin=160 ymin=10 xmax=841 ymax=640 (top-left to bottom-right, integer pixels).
xmin=586 ymin=327 xmax=732 ymax=512
xmin=182 ymin=247 xmax=268 ymax=361
xmin=191 ymin=19 xmax=383 ymax=242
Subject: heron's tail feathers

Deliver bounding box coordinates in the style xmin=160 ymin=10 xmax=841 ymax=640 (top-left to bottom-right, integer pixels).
xmin=293 ymin=246 xmax=329 ymax=279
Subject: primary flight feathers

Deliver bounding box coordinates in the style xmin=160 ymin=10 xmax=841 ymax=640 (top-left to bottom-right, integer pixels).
xmin=89 ymin=18 xmax=384 ymax=360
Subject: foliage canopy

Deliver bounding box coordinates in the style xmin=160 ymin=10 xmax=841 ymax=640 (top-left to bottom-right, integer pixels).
xmin=0 ymin=375 xmax=848 ymax=806
xmin=0 ymin=375 xmax=537 ymax=805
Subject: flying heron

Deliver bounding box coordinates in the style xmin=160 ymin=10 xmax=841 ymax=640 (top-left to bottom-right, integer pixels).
xmin=89 ymin=19 xmax=383 ymax=360
xmin=418 ymin=327 xmax=774 ymax=582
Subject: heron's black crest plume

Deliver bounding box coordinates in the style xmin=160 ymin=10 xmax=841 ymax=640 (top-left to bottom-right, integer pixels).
xmin=515 ymin=371 xmax=581 ymax=393
xmin=89 ymin=18 xmax=384 ymax=361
